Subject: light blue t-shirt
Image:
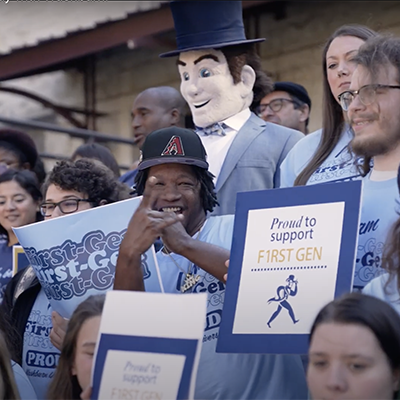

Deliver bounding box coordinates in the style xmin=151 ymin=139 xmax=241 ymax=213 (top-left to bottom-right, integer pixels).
xmin=354 ymin=176 xmax=399 ymax=290
xmin=363 ymin=273 xmax=400 ymax=314
xmin=145 ymin=215 xmax=308 ymax=400
xmin=12 ymin=361 xmax=37 ymax=400
xmin=280 ymin=126 xmax=360 ymax=187
xmin=22 ymin=289 xmax=60 ymax=400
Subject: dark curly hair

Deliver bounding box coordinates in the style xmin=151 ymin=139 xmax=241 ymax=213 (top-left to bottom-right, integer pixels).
xmin=0 ymin=169 xmax=43 ymax=240
xmin=349 ymin=34 xmax=400 ymax=176
xmin=42 ymin=158 xmax=131 ymax=205
xmin=134 ymin=165 xmax=218 ymax=213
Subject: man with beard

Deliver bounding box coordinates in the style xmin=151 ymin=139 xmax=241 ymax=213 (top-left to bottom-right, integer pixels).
xmin=337 ymin=34 xmax=400 ymax=290
xmin=114 ymin=127 xmax=308 ymax=399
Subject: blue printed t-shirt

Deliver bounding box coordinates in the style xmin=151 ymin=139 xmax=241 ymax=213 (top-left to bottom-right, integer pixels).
xmin=354 ymin=176 xmax=399 ymax=290
xmin=22 ymin=289 xmax=60 ymax=400
xmin=145 ymin=215 xmax=308 ymax=400
xmin=280 ymin=125 xmax=360 ymax=187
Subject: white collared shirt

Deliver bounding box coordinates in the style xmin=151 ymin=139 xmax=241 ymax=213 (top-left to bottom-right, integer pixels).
xmin=197 ymin=108 xmax=251 ymax=182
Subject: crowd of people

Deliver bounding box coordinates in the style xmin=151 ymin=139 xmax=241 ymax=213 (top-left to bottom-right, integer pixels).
xmin=1 ymin=0 xmax=400 ymax=398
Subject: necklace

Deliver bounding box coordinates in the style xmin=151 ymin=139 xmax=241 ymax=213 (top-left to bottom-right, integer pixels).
xmin=161 ymin=222 xmax=205 ymax=293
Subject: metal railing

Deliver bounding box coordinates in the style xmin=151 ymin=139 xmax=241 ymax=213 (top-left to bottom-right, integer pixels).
xmin=0 ymin=115 xmax=135 ymax=171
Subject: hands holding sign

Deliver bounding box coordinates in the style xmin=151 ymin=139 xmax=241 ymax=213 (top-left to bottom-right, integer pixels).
xmin=50 ymin=311 xmax=69 ymax=350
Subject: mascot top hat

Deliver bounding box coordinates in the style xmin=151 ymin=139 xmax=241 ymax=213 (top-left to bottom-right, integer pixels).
xmin=159 ymin=1 xmax=265 ymax=58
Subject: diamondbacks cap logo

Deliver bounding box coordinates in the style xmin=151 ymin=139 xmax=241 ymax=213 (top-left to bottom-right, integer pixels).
xmin=161 ymin=135 xmax=185 ymax=156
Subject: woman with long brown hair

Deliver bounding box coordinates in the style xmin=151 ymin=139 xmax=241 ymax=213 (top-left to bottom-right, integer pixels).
xmin=280 ymin=24 xmax=378 ymax=187
xmin=47 ymin=294 xmax=105 ymax=400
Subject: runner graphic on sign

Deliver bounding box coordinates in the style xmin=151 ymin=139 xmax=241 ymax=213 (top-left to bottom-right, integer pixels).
xmin=266 ymin=275 xmax=299 ymax=328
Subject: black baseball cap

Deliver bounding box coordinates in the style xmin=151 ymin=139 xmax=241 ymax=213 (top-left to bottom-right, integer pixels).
xmin=274 ymin=82 xmax=312 ymax=109
xmin=138 ymin=126 xmax=208 ymax=171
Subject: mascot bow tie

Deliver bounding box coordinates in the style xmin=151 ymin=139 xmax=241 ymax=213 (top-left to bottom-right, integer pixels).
xmin=195 ymin=122 xmax=227 ymax=137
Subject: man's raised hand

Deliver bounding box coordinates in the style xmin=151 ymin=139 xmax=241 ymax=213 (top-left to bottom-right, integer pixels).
xmin=120 ymin=176 xmax=183 ymax=257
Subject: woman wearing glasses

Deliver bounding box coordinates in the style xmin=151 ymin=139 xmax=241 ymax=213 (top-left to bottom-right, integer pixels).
xmin=255 ymin=81 xmax=311 ymax=135
xmin=280 ymin=24 xmax=378 ymax=187
xmin=0 ymin=169 xmax=42 ymax=303
xmin=0 ymin=158 xmax=130 ymax=400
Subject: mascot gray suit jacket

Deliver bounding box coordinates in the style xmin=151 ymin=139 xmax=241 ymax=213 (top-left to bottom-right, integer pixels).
xmin=212 ymin=113 xmax=304 ymax=216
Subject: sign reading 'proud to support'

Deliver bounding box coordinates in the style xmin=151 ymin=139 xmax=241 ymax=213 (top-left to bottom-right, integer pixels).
xmin=217 ymin=180 xmax=362 ymax=354
xmin=91 ymin=291 xmax=207 ymax=400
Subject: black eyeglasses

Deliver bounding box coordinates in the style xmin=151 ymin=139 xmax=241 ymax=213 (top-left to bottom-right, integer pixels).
xmin=40 ymin=198 xmax=93 ymax=217
xmin=338 ymin=84 xmax=400 ymax=111
xmin=256 ymin=98 xmax=299 ymax=116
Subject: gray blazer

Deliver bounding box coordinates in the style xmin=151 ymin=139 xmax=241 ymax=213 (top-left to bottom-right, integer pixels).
xmin=212 ymin=113 xmax=304 ymax=216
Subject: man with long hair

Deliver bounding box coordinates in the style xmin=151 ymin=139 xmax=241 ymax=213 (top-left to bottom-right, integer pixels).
xmin=337 ymin=34 xmax=400 ymax=290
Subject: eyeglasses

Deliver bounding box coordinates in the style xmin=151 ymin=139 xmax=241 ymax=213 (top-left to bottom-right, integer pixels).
xmin=256 ymin=98 xmax=299 ymax=116
xmin=338 ymin=84 xmax=400 ymax=111
xmin=40 ymin=198 xmax=93 ymax=217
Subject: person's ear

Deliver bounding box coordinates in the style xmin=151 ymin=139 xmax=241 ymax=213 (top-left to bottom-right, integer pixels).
xmin=99 ymin=199 xmax=108 ymax=206
xmin=239 ymin=65 xmax=256 ymax=98
xmin=298 ymin=104 xmax=310 ymax=123
xmin=170 ymin=108 xmax=180 ymax=126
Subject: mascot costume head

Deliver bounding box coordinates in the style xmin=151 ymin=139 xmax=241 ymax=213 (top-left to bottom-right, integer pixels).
xmin=160 ymin=1 xmax=272 ymax=128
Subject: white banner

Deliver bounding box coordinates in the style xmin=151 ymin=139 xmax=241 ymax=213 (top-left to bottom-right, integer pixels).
xmin=92 ymin=291 xmax=207 ymax=400
xmin=234 ymin=202 xmax=345 ymax=334
xmin=14 ymin=197 xmax=162 ymax=318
